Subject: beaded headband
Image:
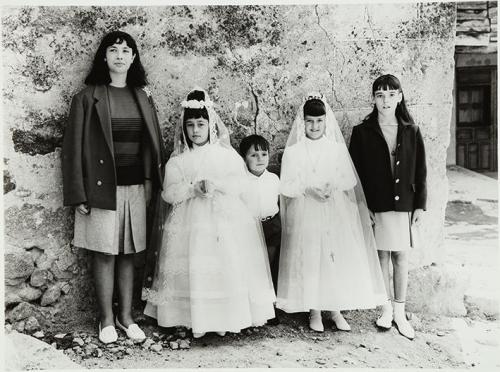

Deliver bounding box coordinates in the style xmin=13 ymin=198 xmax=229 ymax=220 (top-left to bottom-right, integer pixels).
xmin=181 ymin=99 xmax=214 ymax=109
xmin=304 ymin=92 xmax=324 ymax=102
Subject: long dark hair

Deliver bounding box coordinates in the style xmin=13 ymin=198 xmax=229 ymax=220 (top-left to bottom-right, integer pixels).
xmin=182 ymin=90 xmax=210 ymax=148
xmin=85 ymin=31 xmax=148 ymax=87
xmin=363 ymin=74 xmax=414 ymax=124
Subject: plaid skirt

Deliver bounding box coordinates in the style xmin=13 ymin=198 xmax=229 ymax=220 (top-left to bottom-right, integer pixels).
xmin=73 ymin=184 xmax=146 ymax=255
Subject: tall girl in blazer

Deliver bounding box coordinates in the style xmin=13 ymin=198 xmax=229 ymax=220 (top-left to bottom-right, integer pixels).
xmin=62 ymin=31 xmax=165 ymax=344
xmin=349 ymin=75 xmax=427 ymax=340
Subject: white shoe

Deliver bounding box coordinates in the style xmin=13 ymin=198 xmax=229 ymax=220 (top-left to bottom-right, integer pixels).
xmin=193 ymin=332 xmax=206 ymax=338
xmin=393 ymin=301 xmax=415 ymax=340
xmin=216 ymin=332 xmax=226 ymax=337
xmin=98 ymin=323 xmax=118 ymax=344
xmin=115 ymin=317 xmax=146 ymax=341
xmin=331 ymin=311 xmax=351 ymax=331
xmin=309 ymin=310 xmax=324 ymax=332
xmin=376 ymin=300 xmax=393 ymax=329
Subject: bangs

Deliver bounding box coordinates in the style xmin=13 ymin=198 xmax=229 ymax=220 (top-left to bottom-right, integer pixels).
xmin=102 ymin=32 xmax=136 ymax=51
xmin=183 ymin=108 xmax=209 ymax=121
xmin=252 ymin=140 xmax=269 ymax=152
xmin=372 ymin=75 xmax=401 ymax=94
xmin=239 ymin=134 xmax=270 ymax=156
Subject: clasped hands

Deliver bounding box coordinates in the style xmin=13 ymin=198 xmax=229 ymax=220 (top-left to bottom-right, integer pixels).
xmin=305 ymin=183 xmax=334 ymax=202
xmin=193 ymin=179 xmax=218 ymax=198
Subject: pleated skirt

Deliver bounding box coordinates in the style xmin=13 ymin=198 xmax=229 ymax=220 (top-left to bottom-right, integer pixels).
xmin=73 ymin=184 xmax=146 ymax=255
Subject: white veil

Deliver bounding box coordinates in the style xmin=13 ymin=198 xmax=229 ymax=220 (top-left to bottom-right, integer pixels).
xmin=279 ymin=93 xmax=386 ymax=302
xmin=172 ymin=87 xmax=231 ymax=157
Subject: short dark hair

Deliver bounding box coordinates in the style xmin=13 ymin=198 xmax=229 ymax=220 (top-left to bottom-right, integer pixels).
xmin=303 ymin=99 xmax=326 ymax=117
xmin=182 ymin=90 xmax=210 ymax=149
xmin=239 ymin=134 xmax=270 ymax=157
xmin=85 ymin=31 xmax=148 ymax=87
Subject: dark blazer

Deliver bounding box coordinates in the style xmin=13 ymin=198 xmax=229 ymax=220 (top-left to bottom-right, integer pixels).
xmin=348 ymin=115 xmax=427 ymax=213
xmin=62 ymin=85 xmax=166 ymax=210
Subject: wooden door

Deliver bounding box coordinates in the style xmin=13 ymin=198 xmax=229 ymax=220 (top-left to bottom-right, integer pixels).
xmin=456 ymin=67 xmax=497 ymax=171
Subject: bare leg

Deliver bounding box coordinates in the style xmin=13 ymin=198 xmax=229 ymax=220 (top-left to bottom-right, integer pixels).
xmin=391 ymin=251 xmax=408 ymax=302
xmin=391 ymin=251 xmax=414 ymax=339
xmin=377 ymin=250 xmax=392 ymax=298
xmin=93 ymin=252 xmax=116 ymax=327
xmin=116 ymin=254 xmax=135 ymax=327
xmin=376 ymin=251 xmax=393 ymax=328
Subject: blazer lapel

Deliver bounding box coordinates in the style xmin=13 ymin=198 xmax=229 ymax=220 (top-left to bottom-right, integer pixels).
xmin=133 ymin=88 xmax=160 ymax=157
xmin=93 ymin=85 xmax=114 ymax=154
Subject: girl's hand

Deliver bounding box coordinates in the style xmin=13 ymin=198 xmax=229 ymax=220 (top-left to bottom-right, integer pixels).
xmin=412 ymin=208 xmax=424 ymax=225
xmin=77 ymin=203 xmax=90 ymax=215
xmin=194 ymin=180 xmax=215 ymax=197
xmin=193 ymin=181 xmax=206 ymax=197
xmin=145 ymin=179 xmax=152 ymax=206
xmin=369 ymin=210 xmax=375 ymax=226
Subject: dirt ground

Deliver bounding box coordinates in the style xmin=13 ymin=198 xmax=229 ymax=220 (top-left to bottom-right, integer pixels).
xmin=7 ymin=166 xmax=500 ymax=370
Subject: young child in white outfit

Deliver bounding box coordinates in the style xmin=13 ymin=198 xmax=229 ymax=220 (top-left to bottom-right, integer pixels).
xmin=239 ymin=135 xmax=281 ymax=293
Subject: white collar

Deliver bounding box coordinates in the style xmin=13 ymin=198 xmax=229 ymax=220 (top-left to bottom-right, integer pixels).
xmin=248 ymin=169 xmax=268 ymax=179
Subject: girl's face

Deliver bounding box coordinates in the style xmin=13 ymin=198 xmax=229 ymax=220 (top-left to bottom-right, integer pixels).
xmin=244 ymin=146 xmax=269 ymax=176
xmin=304 ymin=115 xmax=326 ymax=140
xmin=105 ymin=40 xmax=135 ymax=75
xmin=185 ymin=117 xmax=209 ymax=146
xmin=373 ymin=89 xmax=402 ymax=117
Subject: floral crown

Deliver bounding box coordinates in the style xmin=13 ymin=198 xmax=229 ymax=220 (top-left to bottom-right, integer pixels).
xmin=304 ymin=92 xmax=324 ymax=102
xmin=181 ymin=99 xmax=214 ymax=109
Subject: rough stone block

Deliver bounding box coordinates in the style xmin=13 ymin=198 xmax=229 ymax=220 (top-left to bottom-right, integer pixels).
xmin=5 ymin=331 xmax=80 ymax=370
xmin=30 ymin=268 xmax=52 ymax=287
xmin=4 ymin=251 xmax=35 ymax=285
xmin=6 ymin=282 xmax=44 ymax=305
xmin=457 ymin=2 xmax=488 ymax=10
xmin=8 ymin=302 xmax=40 ymax=321
xmin=40 ymin=284 xmax=62 ymax=306
xmin=407 ymin=264 xmax=470 ymax=316
xmin=457 ymin=9 xmax=488 ymax=21
xmin=24 ymin=316 xmax=41 ymax=333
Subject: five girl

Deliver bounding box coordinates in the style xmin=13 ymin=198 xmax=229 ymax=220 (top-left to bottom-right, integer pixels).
xmin=63 ymin=31 xmax=426 ymax=342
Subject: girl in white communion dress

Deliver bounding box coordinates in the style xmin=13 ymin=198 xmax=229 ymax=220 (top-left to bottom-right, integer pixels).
xmin=143 ymin=88 xmax=275 ymax=338
xmin=277 ymin=93 xmax=387 ymax=332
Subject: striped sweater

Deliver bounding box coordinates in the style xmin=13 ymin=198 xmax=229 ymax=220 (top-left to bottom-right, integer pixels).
xmin=108 ymin=85 xmax=146 ymax=185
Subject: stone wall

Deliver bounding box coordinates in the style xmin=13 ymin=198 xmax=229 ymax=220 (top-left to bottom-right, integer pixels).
xmin=2 ymin=4 xmax=456 ymax=324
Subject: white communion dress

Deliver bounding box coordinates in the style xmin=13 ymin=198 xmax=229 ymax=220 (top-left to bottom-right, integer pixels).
xmin=144 ymin=142 xmax=276 ymax=334
xmin=277 ymin=136 xmax=387 ymax=313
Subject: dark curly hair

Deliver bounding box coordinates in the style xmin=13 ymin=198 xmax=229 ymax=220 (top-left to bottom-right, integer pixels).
xmin=85 ymin=31 xmax=148 ymax=87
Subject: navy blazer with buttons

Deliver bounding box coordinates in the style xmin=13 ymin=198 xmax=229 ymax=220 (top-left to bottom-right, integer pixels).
xmin=348 ymin=115 xmax=427 ymax=213
xmin=62 ymin=85 xmax=166 ymax=210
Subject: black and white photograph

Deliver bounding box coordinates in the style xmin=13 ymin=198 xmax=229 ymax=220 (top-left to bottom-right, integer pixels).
xmin=1 ymin=0 xmax=498 ymax=370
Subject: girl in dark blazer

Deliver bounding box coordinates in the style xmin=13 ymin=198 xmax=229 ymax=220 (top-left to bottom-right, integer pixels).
xmin=349 ymin=74 xmax=427 ymax=340
xmin=62 ymin=31 xmax=165 ymax=344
